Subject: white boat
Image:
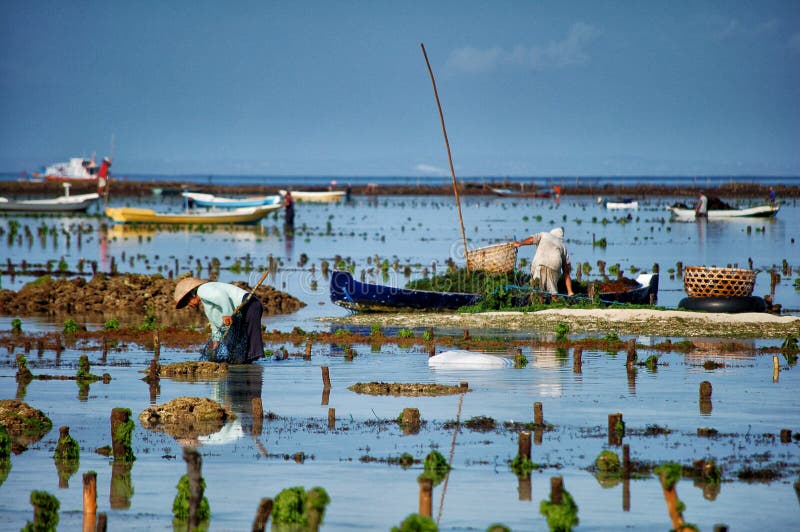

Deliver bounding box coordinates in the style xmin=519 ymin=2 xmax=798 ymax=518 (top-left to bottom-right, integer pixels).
xmin=182 ymin=191 xmax=281 ymax=208
xmin=279 ymin=189 xmax=346 ymax=202
xmin=668 ymin=203 xmax=780 ymax=220
xmin=598 ymin=197 xmax=638 ymax=209
xmin=0 ymin=184 xmax=99 ymax=212
xmin=36 ymin=157 xmax=100 ymax=181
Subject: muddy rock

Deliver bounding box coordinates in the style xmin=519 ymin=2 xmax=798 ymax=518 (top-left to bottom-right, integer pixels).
xmin=148 ymin=361 xmax=229 ymax=380
xmin=0 ymin=399 xmax=53 ymax=448
xmin=139 ymin=397 xmax=235 ymax=441
xmin=348 ymin=382 xmax=470 ymax=397
xmin=0 ymin=273 xmax=305 ymax=326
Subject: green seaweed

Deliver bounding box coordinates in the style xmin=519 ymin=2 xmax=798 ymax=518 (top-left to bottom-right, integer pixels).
xmin=0 ymin=425 xmax=11 ymax=459
xmin=391 ymin=513 xmax=438 ymax=532
xmin=272 ymin=486 xmax=306 ymax=524
xmin=171 ymin=474 xmax=211 ymax=523
xmin=22 ymin=490 xmax=60 ymax=532
xmin=113 ymin=408 xmax=136 ymax=463
xmin=539 ymin=488 xmax=579 ymax=532
xmin=510 ymin=455 xmax=539 ymax=479
xmin=654 ymin=462 xmax=683 ymax=490
xmin=421 ymin=450 xmax=451 ymax=487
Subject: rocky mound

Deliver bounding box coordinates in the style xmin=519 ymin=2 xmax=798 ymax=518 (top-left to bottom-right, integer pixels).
xmin=0 ymin=273 xmax=305 ymax=326
xmin=0 ymin=400 xmax=53 ymax=449
xmin=139 ymin=397 xmax=235 ymax=441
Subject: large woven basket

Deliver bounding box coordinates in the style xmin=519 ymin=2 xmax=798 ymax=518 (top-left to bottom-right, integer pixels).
xmin=683 ymin=266 xmax=757 ymax=298
xmin=466 ymin=242 xmax=518 ymax=274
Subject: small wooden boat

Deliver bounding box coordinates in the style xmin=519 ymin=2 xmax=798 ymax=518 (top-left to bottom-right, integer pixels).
xmin=0 ymin=184 xmax=100 ymax=213
xmin=329 ymin=270 xmax=482 ymax=312
xmin=490 ymin=187 xmax=552 ymax=198
xmin=668 ymin=203 xmax=779 ymax=220
xmin=279 ymin=189 xmax=346 ymax=202
xmin=182 ymin=191 xmax=281 ymax=208
xmin=104 ymin=204 xmax=280 ymax=225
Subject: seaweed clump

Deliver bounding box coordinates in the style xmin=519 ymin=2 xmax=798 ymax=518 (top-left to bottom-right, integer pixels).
xmin=539 ymin=488 xmax=579 ymax=532
xmin=272 ymin=486 xmax=330 ymax=529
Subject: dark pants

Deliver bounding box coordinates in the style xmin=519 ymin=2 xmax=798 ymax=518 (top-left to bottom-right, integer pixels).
xmin=242 ymin=294 xmax=264 ymax=362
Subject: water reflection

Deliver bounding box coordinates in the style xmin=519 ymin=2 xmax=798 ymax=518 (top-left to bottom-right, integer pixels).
xmin=199 ymin=364 xmax=264 ymax=445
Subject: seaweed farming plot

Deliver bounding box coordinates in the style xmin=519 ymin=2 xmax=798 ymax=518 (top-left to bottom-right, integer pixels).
xmin=0 ymin=336 xmax=798 ymax=530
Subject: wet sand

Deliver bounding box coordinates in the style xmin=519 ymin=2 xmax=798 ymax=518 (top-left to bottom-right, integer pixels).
xmin=336 ymin=307 xmax=800 ymax=338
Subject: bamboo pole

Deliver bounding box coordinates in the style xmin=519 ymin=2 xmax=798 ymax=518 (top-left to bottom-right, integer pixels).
xmin=420 ymin=43 xmax=469 ymax=270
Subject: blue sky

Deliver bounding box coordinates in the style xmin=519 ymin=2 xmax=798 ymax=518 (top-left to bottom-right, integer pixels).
xmin=1 ymin=1 xmax=798 ymax=177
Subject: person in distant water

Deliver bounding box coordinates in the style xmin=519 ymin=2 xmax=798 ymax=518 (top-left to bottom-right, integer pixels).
xmin=695 ymin=191 xmax=708 ymax=218
xmin=97 ymin=157 xmax=111 ymax=194
xmin=173 ymin=278 xmax=264 ymax=363
xmin=513 ymin=227 xmax=574 ymax=297
xmin=767 ymin=186 xmax=777 ymax=204
xmin=283 ymin=190 xmax=295 ymax=226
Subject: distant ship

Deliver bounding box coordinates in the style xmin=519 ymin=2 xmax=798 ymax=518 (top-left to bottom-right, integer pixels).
xmin=35 ymin=156 xmax=109 ymax=181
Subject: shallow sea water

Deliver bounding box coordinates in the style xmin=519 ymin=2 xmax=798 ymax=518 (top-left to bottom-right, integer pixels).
xmin=0 ymin=337 xmax=798 ymax=530
xmin=0 ymin=193 xmax=799 ymax=529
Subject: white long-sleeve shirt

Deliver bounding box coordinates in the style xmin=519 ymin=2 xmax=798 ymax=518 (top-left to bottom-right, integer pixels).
xmin=196 ymin=282 xmax=248 ymax=340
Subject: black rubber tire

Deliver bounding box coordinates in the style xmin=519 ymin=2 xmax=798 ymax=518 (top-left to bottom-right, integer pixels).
xmin=678 ymin=296 xmax=767 ymax=313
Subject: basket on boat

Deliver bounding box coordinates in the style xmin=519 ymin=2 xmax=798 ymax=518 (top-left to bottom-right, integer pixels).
xmin=682 ymin=266 xmax=757 ymax=298
xmin=466 ymin=242 xmax=518 ymax=274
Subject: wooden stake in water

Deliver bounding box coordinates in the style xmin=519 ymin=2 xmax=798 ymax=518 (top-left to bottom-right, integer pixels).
xmin=608 ymin=412 xmax=624 ymax=446
xmin=550 ymin=476 xmax=564 ymax=505
xmin=252 ymin=498 xmax=273 ymax=532
xmin=252 ymin=397 xmax=263 ymax=436
xmin=183 ymin=447 xmax=203 ymax=531
xmin=534 ymin=402 xmax=544 ymax=426
xmin=518 ymin=431 xmax=532 ymax=460
xmin=83 ymin=471 xmax=97 ymax=532
xmin=321 ymin=366 xmax=331 ymax=389
xmin=328 ymin=408 xmax=336 ymax=430
xmin=418 ymin=476 xmax=433 ymax=517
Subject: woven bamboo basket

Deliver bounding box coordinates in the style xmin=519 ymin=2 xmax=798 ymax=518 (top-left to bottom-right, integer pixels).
xmin=683 ymin=266 xmax=757 ymax=298
xmin=466 ymin=242 xmax=518 ymax=274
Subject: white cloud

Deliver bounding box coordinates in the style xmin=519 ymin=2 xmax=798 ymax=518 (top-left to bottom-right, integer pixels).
xmin=446 ymin=22 xmax=599 ymax=74
xmin=706 ymin=15 xmax=780 ymax=41
xmin=414 ymin=163 xmax=448 ymax=176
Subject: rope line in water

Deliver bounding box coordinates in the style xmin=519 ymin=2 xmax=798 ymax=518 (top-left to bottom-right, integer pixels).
xmin=437 ymin=390 xmax=465 ymax=526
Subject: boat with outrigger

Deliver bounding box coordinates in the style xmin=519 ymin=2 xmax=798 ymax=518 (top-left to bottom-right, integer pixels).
xmin=330 ymin=270 xmax=659 ymax=312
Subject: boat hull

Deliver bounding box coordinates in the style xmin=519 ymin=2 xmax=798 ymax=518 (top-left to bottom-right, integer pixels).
xmin=279 ymin=190 xmax=346 ymax=202
xmin=330 ymin=271 xmax=482 ymax=312
xmin=596 ymin=273 xmax=658 ymax=305
xmin=182 ymin=192 xmax=281 ymax=208
xmin=491 ymin=187 xmax=552 ymax=198
xmin=104 ymin=204 xmax=280 ymax=224
xmin=668 ymin=204 xmax=780 ymax=220
xmin=606 ymin=201 xmax=638 ymax=209
xmin=0 ymin=193 xmax=100 ymax=212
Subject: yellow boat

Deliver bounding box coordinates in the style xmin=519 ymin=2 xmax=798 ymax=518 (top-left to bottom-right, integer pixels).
xmin=104 ymin=204 xmax=281 ymax=225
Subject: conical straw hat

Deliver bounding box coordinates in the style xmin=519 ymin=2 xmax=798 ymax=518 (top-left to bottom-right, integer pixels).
xmin=174 ymin=277 xmax=208 ymax=308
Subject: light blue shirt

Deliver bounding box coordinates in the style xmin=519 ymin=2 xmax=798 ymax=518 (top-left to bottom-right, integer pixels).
xmin=196 ymin=282 xmax=248 ymax=340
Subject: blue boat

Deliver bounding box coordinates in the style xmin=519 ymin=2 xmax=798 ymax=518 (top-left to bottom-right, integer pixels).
xmin=330 ymin=270 xmax=659 ymax=312
xmin=330 ymin=271 xmax=482 ymax=312
xmin=182 ymin=191 xmax=281 ymax=208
